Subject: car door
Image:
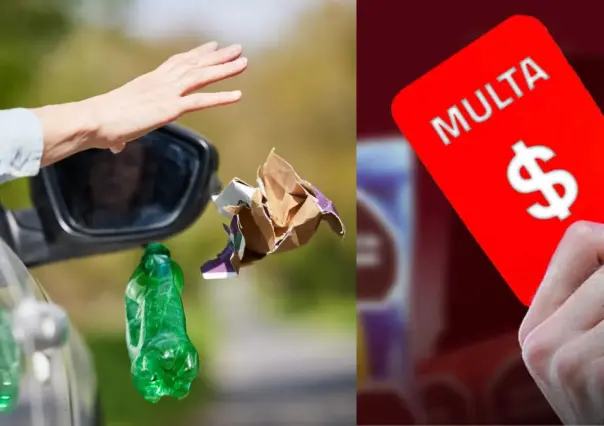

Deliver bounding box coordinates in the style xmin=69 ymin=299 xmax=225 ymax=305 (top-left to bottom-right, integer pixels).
xmin=0 ymin=238 xmax=74 ymax=426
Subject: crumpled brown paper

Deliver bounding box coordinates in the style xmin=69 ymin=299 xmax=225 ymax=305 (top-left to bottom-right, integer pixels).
xmin=200 ymin=149 xmax=345 ymax=279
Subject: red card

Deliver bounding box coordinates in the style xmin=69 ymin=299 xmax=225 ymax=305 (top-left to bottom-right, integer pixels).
xmin=392 ymin=15 xmax=604 ymax=306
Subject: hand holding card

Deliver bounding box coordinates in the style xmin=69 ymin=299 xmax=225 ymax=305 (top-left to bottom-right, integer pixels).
xmin=518 ymin=221 xmax=604 ymax=424
xmin=392 ymin=15 xmax=604 ymax=306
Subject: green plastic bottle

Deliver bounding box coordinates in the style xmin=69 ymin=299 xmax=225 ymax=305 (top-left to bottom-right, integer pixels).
xmin=0 ymin=306 xmax=20 ymax=412
xmin=125 ymin=243 xmax=199 ymax=403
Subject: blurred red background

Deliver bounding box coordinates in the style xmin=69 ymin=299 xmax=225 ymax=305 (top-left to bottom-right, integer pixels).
xmin=357 ymin=1 xmax=604 ymax=424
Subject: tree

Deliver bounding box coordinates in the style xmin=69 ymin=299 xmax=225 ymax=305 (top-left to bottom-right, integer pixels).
xmin=0 ymin=1 xmax=78 ymax=107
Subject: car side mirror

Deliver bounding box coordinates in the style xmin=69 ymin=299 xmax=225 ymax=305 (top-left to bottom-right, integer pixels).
xmin=9 ymin=123 xmax=221 ymax=267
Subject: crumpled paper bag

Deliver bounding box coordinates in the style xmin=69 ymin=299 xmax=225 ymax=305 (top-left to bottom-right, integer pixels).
xmin=200 ymin=149 xmax=345 ymax=279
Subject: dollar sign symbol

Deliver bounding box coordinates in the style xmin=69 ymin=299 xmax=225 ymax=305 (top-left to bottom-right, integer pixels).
xmin=507 ymin=141 xmax=578 ymax=220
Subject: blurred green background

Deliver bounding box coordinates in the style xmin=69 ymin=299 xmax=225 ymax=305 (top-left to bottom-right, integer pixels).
xmin=0 ymin=1 xmax=355 ymax=425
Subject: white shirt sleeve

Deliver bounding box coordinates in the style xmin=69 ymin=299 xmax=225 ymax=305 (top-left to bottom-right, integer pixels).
xmin=0 ymin=108 xmax=44 ymax=185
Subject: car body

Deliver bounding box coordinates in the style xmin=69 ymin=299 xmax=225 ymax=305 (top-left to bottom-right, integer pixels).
xmin=0 ymin=238 xmax=99 ymax=426
xmin=0 ymin=123 xmax=219 ymax=426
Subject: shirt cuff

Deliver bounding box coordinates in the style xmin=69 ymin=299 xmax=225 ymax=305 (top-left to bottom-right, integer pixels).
xmin=0 ymin=108 xmax=44 ymax=180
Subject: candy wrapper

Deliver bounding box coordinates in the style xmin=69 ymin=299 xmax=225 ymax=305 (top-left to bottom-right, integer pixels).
xmin=201 ymin=149 xmax=345 ymax=279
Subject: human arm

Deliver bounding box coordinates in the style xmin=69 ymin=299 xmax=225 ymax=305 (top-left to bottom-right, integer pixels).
xmin=0 ymin=41 xmax=246 ymax=184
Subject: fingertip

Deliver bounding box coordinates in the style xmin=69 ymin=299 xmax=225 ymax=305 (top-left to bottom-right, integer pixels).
xmin=109 ymin=143 xmax=126 ymax=154
xmin=202 ymin=41 xmax=217 ymax=49
xmin=216 ymin=90 xmax=242 ymax=104
xmin=196 ymin=40 xmax=218 ymax=54
xmin=228 ymin=44 xmax=243 ymax=54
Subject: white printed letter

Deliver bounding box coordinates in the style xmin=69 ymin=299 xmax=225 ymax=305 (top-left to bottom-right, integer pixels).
xmin=430 ymin=106 xmax=471 ymax=145
xmin=485 ymin=83 xmax=514 ymax=110
xmin=520 ymin=57 xmax=550 ymax=90
xmin=497 ymin=67 xmax=524 ymax=98
xmin=461 ymin=89 xmax=493 ymax=123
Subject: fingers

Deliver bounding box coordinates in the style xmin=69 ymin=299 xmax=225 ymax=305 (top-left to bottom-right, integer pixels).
xmin=519 ymin=221 xmax=604 ymax=344
xmin=181 ymin=91 xmax=242 ymax=113
xmin=553 ymin=319 xmax=604 ymax=389
xmin=520 ymin=313 xmax=602 ymax=424
xmin=181 ymin=57 xmax=248 ymax=95
xmin=162 ymin=43 xmax=246 ymax=96
xmin=92 ymin=42 xmax=247 ymax=149
xmin=517 ymin=221 xmax=604 ymax=425
xmin=585 ymin=357 xmax=604 ymax=419
xmin=196 ymin=44 xmax=243 ymax=67
xmin=161 ymin=43 xmax=242 ymax=75
xmin=190 ymin=40 xmax=218 ymax=55
xmin=522 ymin=317 xmax=604 ymax=423
xmin=520 ymin=267 xmax=604 ymax=383
xmin=539 ymin=267 xmax=604 ymax=343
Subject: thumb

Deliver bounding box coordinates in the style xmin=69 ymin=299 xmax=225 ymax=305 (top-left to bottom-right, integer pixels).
xmin=109 ymin=143 xmax=126 ymax=154
xmin=519 ymin=221 xmax=604 ymax=344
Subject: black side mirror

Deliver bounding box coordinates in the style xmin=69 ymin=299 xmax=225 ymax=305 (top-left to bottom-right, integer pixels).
xmin=10 ymin=123 xmax=221 ymax=267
